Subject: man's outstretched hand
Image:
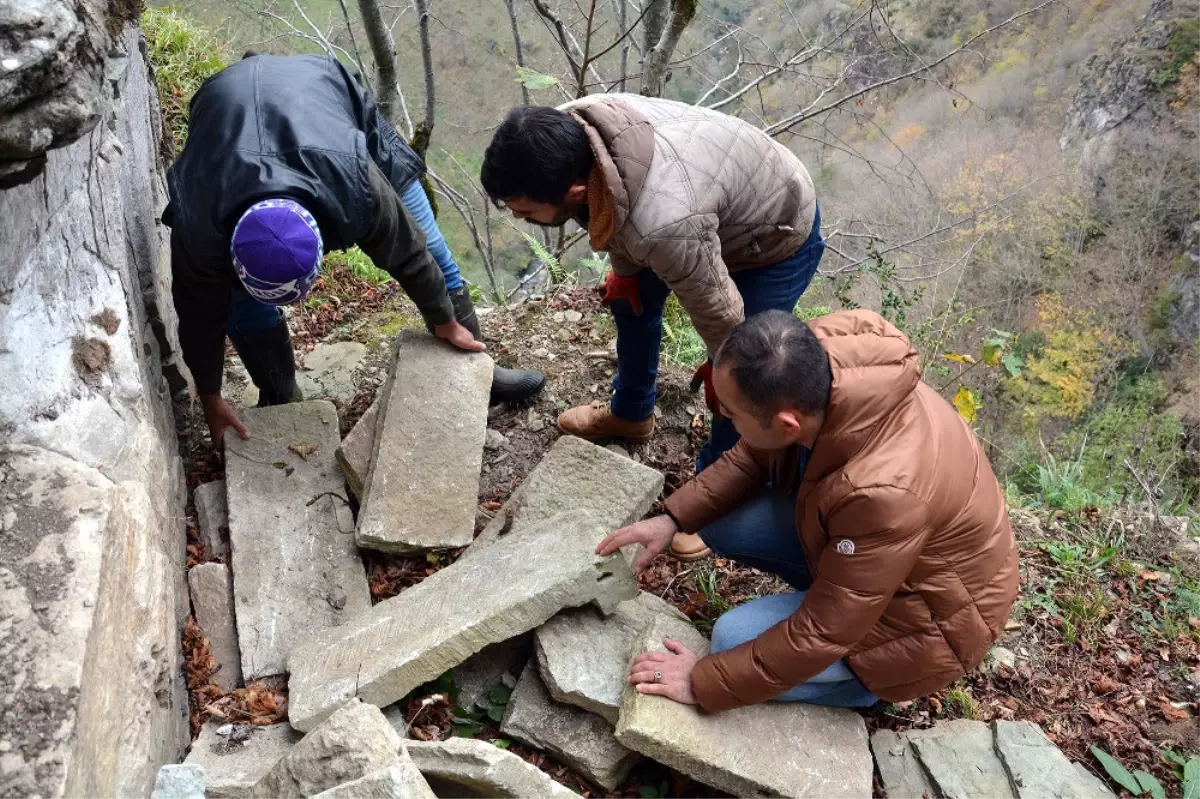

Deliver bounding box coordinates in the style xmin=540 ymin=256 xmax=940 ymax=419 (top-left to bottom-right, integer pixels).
xmin=628 ymin=638 xmax=700 ymax=705
xmin=201 ymin=394 xmax=250 ymax=448
xmin=596 ymin=514 xmax=679 ymax=571
xmin=434 ymin=319 xmax=486 ymax=352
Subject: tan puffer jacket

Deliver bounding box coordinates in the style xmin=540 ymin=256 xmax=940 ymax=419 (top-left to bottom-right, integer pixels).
xmin=663 ymin=311 xmax=1020 ymax=711
xmin=559 ymin=95 xmax=817 ymax=356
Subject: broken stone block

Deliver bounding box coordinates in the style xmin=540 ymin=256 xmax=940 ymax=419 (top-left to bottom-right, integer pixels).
xmin=310 ymin=752 xmax=436 ymax=799
xmin=906 ymin=720 xmax=1015 ymax=799
xmin=152 ymin=764 xmax=206 ymax=799
xmin=225 ymin=400 xmax=370 ymax=679
xmin=406 ymin=738 xmax=580 ymax=798
xmin=297 ymin=341 xmax=367 ymax=404
xmin=536 ymin=592 xmax=685 ymax=723
xmin=255 ymin=699 xmax=402 ymax=798
xmin=184 ymin=722 xmax=299 ymax=799
xmin=356 ymin=331 xmax=493 ymax=553
xmin=453 ymin=635 xmax=533 ymax=712
xmin=1072 ymin=762 xmax=1116 ymax=797
xmin=188 ymin=563 xmax=243 ymax=692
xmin=465 ymin=435 xmax=663 ymax=557
xmin=194 ymin=479 xmax=229 ymax=557
xmin=615 ymin=615 xmax=872 ymax=798
xmin=336 ymin=400 xmax=379 ymax=500
xmin=869 ymin=729 xmax=935 ymax=799
xmin=501 ymin=661 xmax=639 ymax=792
xmin=287 ymin=512 xmax=638 ymax=732
xmin=995 ymin=720 xmax=1114 ymax=798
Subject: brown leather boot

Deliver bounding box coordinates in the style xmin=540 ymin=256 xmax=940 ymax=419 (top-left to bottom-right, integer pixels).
xmin=557 ymin=401 xmax=654 ymax=443
xmin=669 ymin=532 xmax=712 ymax=561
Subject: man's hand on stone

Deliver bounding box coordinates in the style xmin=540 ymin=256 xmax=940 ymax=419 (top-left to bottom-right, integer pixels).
xmin=202 ymin=394 xmax=250 ymax=447
xmin=596 ymin=514 xmax=679 ymax=571
xmin=628 ymin=639 xmax=699 ymax=705
xmin=434 ymin=319 xmax=486 ymax=352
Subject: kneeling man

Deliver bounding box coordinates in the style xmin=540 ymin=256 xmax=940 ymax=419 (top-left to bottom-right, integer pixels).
xmin=599 ymin=310 xmax=1018 ymax=710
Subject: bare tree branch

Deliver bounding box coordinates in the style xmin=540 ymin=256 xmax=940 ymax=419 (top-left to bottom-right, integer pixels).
xmin=640 ymin=0 xmax=696 ymax=96
xmin=357 ymin=0 xmax=399 ymax=122
xmin=410 ymin=0 xmax=436 ymax=159
xmin=506 ymin=0 xmax=532 ymax=105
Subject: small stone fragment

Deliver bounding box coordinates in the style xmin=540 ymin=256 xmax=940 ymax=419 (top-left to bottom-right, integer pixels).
xmin=406 ymin=738 xmax=580 ymax=798
xmin=336 ymin=400 xmax=379 ymax=501
xmin=193 ymin=480 xmax=228 ymax=557
xmin=484 ymin=429 xmax=509 ymax=451
xmin=151 ymin=764 xmax=206 ymax=799
xmin=188 ymin=563 xmax=243 ymax=692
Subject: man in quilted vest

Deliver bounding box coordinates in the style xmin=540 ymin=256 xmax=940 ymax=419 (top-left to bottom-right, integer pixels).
xmin=481 ymin=96 xmax=824 ymax=560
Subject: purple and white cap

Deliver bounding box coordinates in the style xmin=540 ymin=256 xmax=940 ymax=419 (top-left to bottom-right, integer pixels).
xmin=231 ymin=198 xmax=324 ymax=305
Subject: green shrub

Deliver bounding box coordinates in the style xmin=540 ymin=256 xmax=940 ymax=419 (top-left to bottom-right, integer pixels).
xmin=142 ymin=8 xmax=227 ymax=154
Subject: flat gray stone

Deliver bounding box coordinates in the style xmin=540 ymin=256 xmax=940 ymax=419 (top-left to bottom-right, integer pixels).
xmin=536 ymin=592 xmax=685 ymax=723
xmin=870 ymin=729 xmax=935 ymax=799
xmin=287 ymin=512 xmax=638 ymax=732
xmin=995 ymin=720 xmax=1113 ymax=798
xmin=356 ymin=331 xmax=493 ymax=553
xmin=615 ymin=615 xmax=872 ymax=798
xmin=406 ymin=738 xmax=579 ymax=798
xmin=336 ymin=400 xmax=379 ymax=501
xmin=465 ymin=435 xmax=663 ymax=559
xmin=188 ymin=563 xmax=243 ymax=692
xmin=225 ymin=401 xmax=370 ymax=679
xmin=152 ymin=764 xmax=206 ymax=799
xmin=454 ymin=634 xmax=532 ymax=712
xmin=298 ymin=341 xmax=367 ymax=403
xmin=501 ymin=661 xmax=639 ymax=791
xmin=184 ymin=722 xmax=299 ymax=799
xmin=311 ymin=753 xmax=435 ymax=799
xmin=194 ymin=479 xmax=229 ymax=557
xmin=255 ymin=699 xmax=403 ymax=798
xmin=907 ymin=720 xmax=1015 ymax=799
xmin=1072 ymin=762 xmax=1116 ymax=797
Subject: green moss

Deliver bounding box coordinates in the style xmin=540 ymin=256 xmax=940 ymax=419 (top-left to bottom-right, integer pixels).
xmin=141 ymin=9 xmax=227 ymax=155
xmin=1153 ymin=18 xmax=1200 ymax=88
xmin=363 ymin=310 xmax=422 ymax=349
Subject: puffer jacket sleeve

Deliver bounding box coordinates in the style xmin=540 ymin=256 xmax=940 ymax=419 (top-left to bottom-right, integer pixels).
xmin=663 ymin=440 xmax=770 ymax=534
xmin=691 ymin=485 xmax=931 ymax=711
xmin=639 ymin=214 xmax=743 ymax=357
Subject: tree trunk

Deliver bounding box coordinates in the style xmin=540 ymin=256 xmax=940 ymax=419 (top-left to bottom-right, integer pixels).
xmin=505 ymin=0 xmax=531 ymax=105
xmin=618 ymin=0 xmax=630 ymax=92
xmin=356 ymin=0 xmax=399 ymax=122
xmin=640 ymin=0 xmax=695 ymax=97
xmin=411 ymin=0 xmax=437 ymax=161
xmin=641 ymin=0 xmax=667 ymax=60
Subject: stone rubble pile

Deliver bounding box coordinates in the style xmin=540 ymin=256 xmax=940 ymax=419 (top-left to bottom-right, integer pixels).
xmin=166 ymin=336 xmax=1108 ymax=798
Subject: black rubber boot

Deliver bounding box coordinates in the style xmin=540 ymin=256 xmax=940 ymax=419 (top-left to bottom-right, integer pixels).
xmin=449 ymin=288 xmax=546 ymax=404
xmin=228 ymin=318 xmax=302 ymax=407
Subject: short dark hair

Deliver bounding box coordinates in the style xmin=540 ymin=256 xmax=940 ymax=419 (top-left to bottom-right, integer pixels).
xmin=715 ymin=310 xmax=832 ymax=419
xmin=481 ymin=106 xmax=593 ymax=205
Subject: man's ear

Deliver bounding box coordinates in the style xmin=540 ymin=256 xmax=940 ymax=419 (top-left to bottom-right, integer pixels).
xmin=565 ymin=182 xmax=588 ymax=204
xmin=773 ymin=409 xmax=805 ymax=436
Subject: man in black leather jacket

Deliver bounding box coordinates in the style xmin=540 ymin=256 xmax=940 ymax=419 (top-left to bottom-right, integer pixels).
xmin=165 ymin=53 xmax=544 ymax=445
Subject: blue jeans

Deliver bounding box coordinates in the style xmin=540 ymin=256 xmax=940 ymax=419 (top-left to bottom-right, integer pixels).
xmin=609 ymin=204 xmax=825 ymax=471
xmin=702 ymin=490 xmax=880 ymax=708
xmin=228 ymin=180 xmax=464 ymax=334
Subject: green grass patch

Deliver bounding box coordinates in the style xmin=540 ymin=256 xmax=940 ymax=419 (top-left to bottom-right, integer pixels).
xmin=1154 ymin=18 xmax=1200 ymax=88
xmin=142 ymin=8 xmax=227 ymax=153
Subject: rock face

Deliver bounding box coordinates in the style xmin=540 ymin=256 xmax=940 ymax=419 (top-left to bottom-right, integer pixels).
xmin=194 ymin=480 xmax=229 ymax=557
xmin=287 ymin=512 xmax=638 ymax=732
xmin=356 ymin=331 xmax=493 ymax=553
xmin=336 ymin=400 xmax=379 ymax=500
xmin=0 ymin=26 xmax=190 ymax=792
xmin=225 ymin=401 xmax=371 ymax=679
xmin=310 ymin=755 xmax=436 ymax=799
xmin=466 ymin=435 xmax=664 ymax=557
xmin=406 ymin=738 xmax=580 ymax=798
xmin=188 ymin=563 xmax=244 ymax=692
xmin=615 ymin=616 xmax=873 ymax=798
xmin=536 ymin=592 xmax=686 ymax=723
xmin=255 ymin=700 xmax=403 ymax=799
xmin=453 ymin=635 xmax=533 ymax=712
xmin=501 ymin=662 xmax=640 ymax=792
xmin=184 ymin=722 xmax=299 ymax=799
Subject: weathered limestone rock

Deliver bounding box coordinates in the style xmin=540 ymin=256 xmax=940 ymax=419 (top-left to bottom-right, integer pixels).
xmin=536 ymin=592 xmax=685 ymax=723
xmin=1073 ymin=763 xmax=1116 ymax=797
xmin=406 ymin=738 xmax=580 ymax=798
xmin=297 ymin=341 xmax=367 ymax=404
xmin=870 ymin=729 xmax=936 ymax=799
xmin=255 ymin=699 xmax=402 ymax=798
xmin=0 ymin=26 xmax=189 ymax=797
xmin=336 ymin=400 xmax=379 ymax=500
xmin=184 ymin=722 xmax=299 ymax=799
xmin=188 ymin=563 xmax=244 ymax=692
xmin=311 ymin=754 xmax=436 ymax=799
xmin=194 ymin=480 xmax=229 ymax=557
xmin=225 ymin=400 xmax=370 ymax=679
xmin=905 ymin=720 xmax=1015 ymax=799
xmin=287 ymin=512 xmax=638 ymax=732
xmin=466 ymin=435 xmax=663 ymax=557
xmin=453 ymin=635 xmax=533 ymax=712
xmin=151 ymin=764 xmax=206 ymax=799
xmin=995 ymin=720 xmax=1115 ymax=798
xmin=501 ymin=661 xmax=639 ymax=792
xmin=615 ymin=616 xmax=872 ymax=798
xmin=356 ymin=331 xmax=493 ymax=553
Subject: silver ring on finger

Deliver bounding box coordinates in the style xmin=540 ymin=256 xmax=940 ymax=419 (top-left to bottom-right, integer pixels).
xmin=653 ymin=670 xmax=663 ymax=683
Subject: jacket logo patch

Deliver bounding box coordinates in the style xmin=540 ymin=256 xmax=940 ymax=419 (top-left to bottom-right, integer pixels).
xmin=836 ymin=539 xmax=855 ymax=555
